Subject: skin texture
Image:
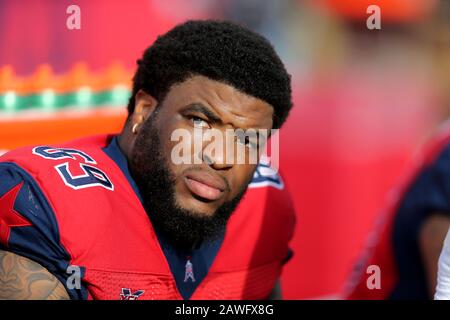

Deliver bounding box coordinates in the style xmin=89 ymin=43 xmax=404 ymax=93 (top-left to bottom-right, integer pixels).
xmin=0 ymin=250 xmax=69 ymax=300
xmin=0 ymin=75 xmax=280 ymax=299
xmin=419 ymin=213 xmax=450 ymax=298
xmin=120 ymin=75 xmax=282 ymax=296
xmin=119 ymin=75 xmax=274 ymax=217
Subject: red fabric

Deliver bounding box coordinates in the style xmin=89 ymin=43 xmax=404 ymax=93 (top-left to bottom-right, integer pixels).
xmin=1 ymin=134 xmax=295 ymax=299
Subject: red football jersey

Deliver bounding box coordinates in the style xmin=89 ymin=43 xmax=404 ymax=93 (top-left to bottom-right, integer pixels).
xmin=0 ymin=134 xmax=296 ymax=300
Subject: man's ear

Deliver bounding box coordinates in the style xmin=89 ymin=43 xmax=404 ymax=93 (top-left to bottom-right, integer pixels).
xmin=132 ymin=89 xmax=158 ymax=125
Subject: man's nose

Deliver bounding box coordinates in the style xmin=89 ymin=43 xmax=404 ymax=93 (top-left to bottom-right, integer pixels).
xmin=201 ymin=140 xmax=234 ymax=170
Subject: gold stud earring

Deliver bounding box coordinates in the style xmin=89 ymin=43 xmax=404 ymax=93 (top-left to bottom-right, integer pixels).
xmin=132 ymin=123 xmax=139 ymax=134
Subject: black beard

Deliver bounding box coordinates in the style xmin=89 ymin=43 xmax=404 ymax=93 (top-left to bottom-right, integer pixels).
xmin=129 ymin=113 xmax=249 ymax=252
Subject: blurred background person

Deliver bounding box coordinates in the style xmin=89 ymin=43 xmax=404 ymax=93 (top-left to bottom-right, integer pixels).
xmin=342 ymin=0 xmax=450 ymax=299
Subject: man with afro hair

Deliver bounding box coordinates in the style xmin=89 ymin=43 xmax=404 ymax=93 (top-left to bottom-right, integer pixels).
xmin=0 ymin=20 xmax=296 ymax=300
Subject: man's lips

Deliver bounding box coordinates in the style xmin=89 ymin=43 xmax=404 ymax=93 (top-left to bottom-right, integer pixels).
xmin=184 ymin=171 xmax=227 ymax=201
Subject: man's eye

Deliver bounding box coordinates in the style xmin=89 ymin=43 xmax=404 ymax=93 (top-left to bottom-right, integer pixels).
xmin=191 ymin=116 xmax=209 ymax=128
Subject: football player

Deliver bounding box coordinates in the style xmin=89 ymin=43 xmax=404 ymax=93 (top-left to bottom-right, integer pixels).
xmin=0 ymin=20 xmax=296 ymax=300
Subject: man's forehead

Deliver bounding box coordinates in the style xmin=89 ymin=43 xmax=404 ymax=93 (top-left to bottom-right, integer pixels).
xmin=164 ymin=75 xmax=274 ymax=129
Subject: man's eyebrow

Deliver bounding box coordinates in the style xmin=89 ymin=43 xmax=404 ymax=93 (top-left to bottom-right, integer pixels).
xmin=181 ymin=103 xmax=222 ymax=123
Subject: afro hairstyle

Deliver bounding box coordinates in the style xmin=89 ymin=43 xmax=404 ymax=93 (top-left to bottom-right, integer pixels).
xmin=128 ymin=19 xmax=292 ymax=129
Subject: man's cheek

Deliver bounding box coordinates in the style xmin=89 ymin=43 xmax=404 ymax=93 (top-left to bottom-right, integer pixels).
xmin=229 ymin=167 xmax=254 ymax=197
xmin=164 ymin=124 xmax=197 ymax=166
xmin=161 ymin=127 xmax=187 ymax=166
xmin=240 ymin=165 xmax=257 ymax=182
